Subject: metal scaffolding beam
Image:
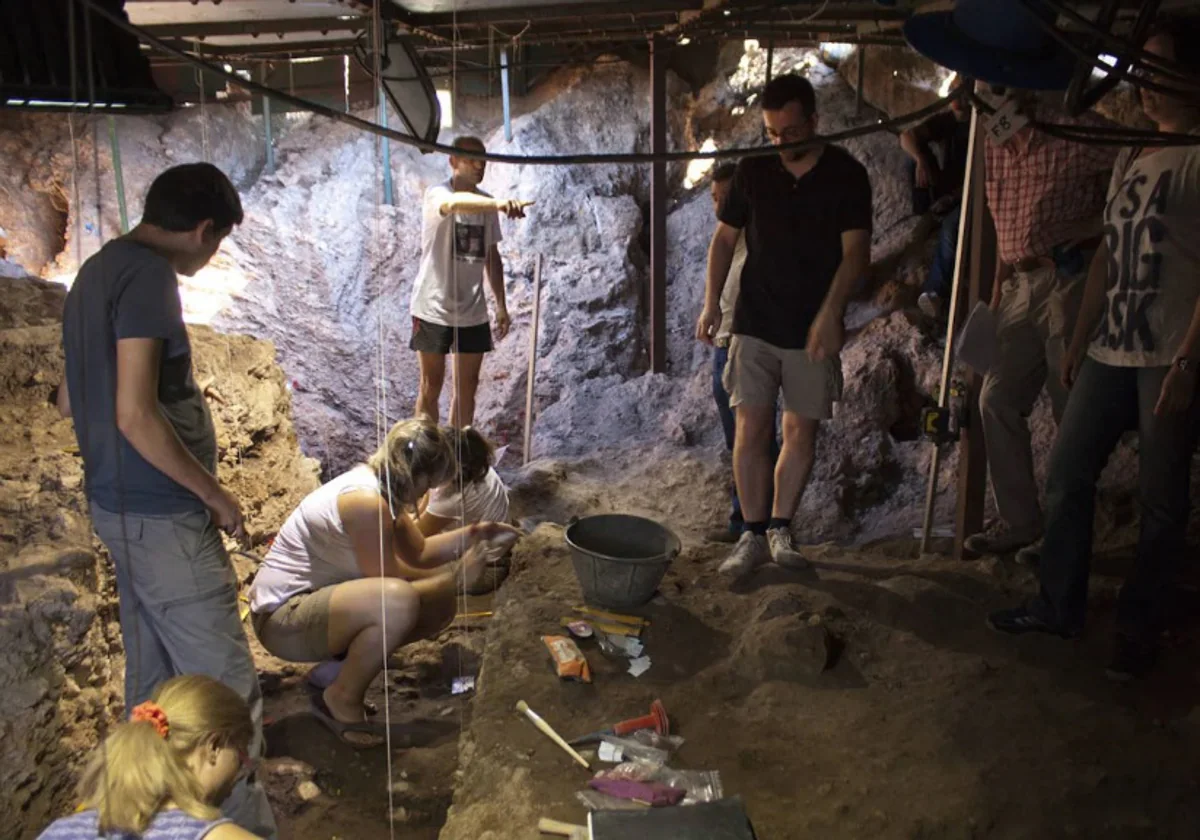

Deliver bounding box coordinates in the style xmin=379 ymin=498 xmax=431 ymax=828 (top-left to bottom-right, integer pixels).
xmin=140 ymin=16 xmax=368 ymax=39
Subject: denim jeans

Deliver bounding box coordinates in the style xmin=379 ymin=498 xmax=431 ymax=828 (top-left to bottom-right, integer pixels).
xmin=91 ymin=505 xmax=278 ymax=839
xmin=921 ymin=199 xmax=962 ymax=300
xmin=713 ymin=346 xmax=779 ymax=530
xmin=1029 ymin=359 xmax=1200 ymax=636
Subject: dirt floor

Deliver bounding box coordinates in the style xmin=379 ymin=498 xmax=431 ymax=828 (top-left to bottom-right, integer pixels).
xmin=236 ymin=445 xmax=1200 ymax=840
xmin=249 ymin=488 xmax=1200 ymax=840
xmin=251 ymin=601 xmax=494 ymax=840
xmin=438 ymin=527 xmax=1200 ymax=839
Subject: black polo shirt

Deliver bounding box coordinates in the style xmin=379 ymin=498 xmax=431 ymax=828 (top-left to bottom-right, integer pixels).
xmin=719 ymin=145 xmax=873 ymax=350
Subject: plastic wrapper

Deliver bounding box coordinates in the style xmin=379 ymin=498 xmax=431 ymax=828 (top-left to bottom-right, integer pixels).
xmin=542 ymin=635 xmax=592 ymax=682
xmin=593 ymin=762 xmax=723 ymax=806
xmin=595 ymin=760 xmax=662 ymax=782
xmin=654 ymin=767 xmax=724 ymax=805
xmin=589 ymin=778 xmax=685 ymax=806
xmin=598 ymin=736 xmax=670 ymax=765
xmin=576 ymin=790 xmax=648 ymax=812
xmin=628 ymin=730 xmax=685 ymax=753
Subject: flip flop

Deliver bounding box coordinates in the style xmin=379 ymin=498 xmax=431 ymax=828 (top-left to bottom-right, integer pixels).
xmin=308 ymin=694 xmax=410 ymax=748
xmin=303 ymin=680 xmax=378 ymax=716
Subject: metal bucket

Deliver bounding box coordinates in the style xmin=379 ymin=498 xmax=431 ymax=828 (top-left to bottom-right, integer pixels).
xmin=565 ymin=514 xmax=681 ymax=609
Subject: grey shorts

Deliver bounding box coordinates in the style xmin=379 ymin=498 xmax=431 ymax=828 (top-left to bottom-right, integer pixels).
xmin=251 ymin=587 xmax=335 ymax=663
xmin=724 ymin=334 xmax=843 ymax=420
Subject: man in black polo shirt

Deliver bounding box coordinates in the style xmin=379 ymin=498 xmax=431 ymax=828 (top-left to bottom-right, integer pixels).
xmin=696 ymin=73 xmax=872 ymax=576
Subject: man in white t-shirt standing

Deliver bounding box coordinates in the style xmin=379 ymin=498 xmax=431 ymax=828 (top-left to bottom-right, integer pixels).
xmin=410 ymin=136 xmax=530 ymax=425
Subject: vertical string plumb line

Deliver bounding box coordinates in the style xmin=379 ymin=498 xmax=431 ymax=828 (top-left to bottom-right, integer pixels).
xmin=370 ymin=2 xmax=398 ymax=837
xmin=84 ymin=0 xmax=102 ymax=249
xmin=451 ymin=0 xmax=471 ymax=714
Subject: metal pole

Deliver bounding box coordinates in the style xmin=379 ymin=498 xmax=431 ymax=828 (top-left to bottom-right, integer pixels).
xmin=920 ymin=106 xmax=981 ymax=555
xmin=261 ymin=64 xmax=274 ymax=173
xmin=649 ymin=35 xmax=667 ymax=374
xmin=501 ymin=48 xmax=513 ymax=142
xmin=523 ymin=254 xmax=543 ymax=466
xmin=107 ymin=116 xmax=129 ymax=234
xmin=379 ymin=85 xmax=394 ymax=205
xmin=855 ymin=46 xmax=866 ymax=116
xmin=766 ymin=38 xmax=774 ymax=87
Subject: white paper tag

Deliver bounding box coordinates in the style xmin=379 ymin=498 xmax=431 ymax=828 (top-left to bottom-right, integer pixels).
xmin=598 ymin=742 xmax=624 ymax=762
xmin=983 ymin=98 xmax=1029 ymax=146
xmin=627 ymin=656 xmax=652 ymax=678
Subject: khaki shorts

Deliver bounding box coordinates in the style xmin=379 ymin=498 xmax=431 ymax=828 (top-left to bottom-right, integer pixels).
xmin=724 ymin=334 xmax=843 ymax=420
xmin=251 ymin=587 xmax=335 ymax=663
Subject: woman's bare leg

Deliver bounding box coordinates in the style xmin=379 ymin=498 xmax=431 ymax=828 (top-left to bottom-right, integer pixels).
xmin=406 ymin=570 xmax=461 ymax=641
xmin=323 ymin=578 xmax=421 ymax=723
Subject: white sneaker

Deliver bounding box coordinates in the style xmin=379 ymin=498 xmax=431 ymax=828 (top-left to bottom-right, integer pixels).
xmin=767 ymin=527 xmax=808 ymax=569
xmin=718 ymin=532 xmax=770 ymax=577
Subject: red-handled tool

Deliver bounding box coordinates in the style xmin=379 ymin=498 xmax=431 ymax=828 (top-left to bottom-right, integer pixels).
xmin=568 ymin=699 xmax=669 ymax=746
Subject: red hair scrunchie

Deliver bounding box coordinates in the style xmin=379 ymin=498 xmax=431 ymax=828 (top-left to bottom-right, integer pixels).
xmin=130 ymin=701 xmax=170 ymax=740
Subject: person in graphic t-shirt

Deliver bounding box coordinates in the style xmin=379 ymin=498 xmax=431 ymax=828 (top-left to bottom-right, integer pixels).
xmin=694 ymin=73 xmax=872 ymax=578
xmin=409 ymin=135 xmax=530 ymax=426
xmin=989 ymin=16 xmax=1200 ymax=681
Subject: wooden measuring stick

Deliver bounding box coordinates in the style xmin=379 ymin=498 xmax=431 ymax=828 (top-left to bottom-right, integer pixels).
xmin=523 ymin=253 xmax=543 ymax=466
xmin=516 ymin=700 xmax=591 ymax=769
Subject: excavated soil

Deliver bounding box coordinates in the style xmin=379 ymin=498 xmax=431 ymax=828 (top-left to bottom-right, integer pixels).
xmin=438 ymin=516 xmax=1200 ymax=840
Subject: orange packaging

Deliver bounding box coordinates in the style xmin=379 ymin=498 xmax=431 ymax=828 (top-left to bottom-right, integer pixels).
xmin=542 ymin=635 xmax=592 ymax=683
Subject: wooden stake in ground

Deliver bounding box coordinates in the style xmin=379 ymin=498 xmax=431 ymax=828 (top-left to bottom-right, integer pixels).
xmin=523 ymin=254 xmax=543 ymax=466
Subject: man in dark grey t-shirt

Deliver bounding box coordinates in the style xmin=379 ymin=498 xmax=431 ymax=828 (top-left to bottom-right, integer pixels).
xmin=57 ymin=163 xmax=276 ymax=838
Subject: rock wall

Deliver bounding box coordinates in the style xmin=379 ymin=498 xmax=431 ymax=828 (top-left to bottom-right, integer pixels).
xmin=0 ymin=106 xmax=266 ymax=277
xmin=0 ymin=272 xmax=318 ymax=839
xmin=0 ymin=45 xmax=973 ymax=541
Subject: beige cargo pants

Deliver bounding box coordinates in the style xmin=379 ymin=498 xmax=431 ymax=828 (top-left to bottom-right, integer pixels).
xmin=978 ymin=263 xmax=1083 ymax=534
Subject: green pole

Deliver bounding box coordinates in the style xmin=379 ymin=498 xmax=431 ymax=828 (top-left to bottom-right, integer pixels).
xmin=380 ymin=84 xmax=394 ymax=206
xmin=261 ymin=64 xmax=275 ymax=173
xmin=108 ymin=116 xmax=129 ymax=234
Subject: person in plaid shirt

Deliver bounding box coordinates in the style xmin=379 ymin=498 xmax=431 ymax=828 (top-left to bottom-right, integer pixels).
xmin=964 ymin=87 xmax=1118 ymax=558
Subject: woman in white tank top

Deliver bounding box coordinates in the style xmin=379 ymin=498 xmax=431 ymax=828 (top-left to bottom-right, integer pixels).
xmin=248 ymin=418 xmax=519 ymax=743
xmin=416 ymin=426 xmax=513 ymax=595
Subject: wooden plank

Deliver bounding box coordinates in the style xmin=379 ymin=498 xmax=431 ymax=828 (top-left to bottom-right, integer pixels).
xmin=523 ymin=254 xmax=544 ymax=466
xmin=953 ymin=120 xmax=996 ymax=562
